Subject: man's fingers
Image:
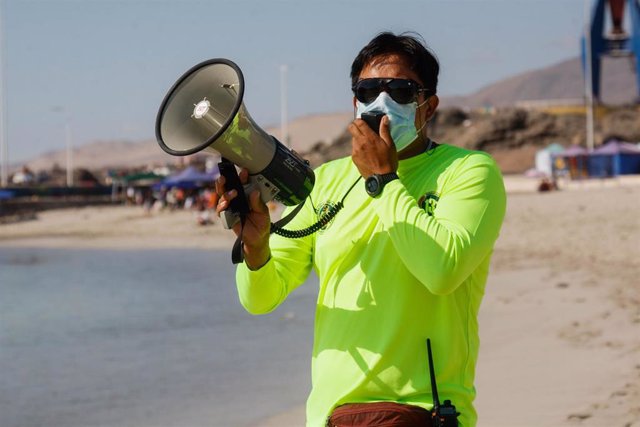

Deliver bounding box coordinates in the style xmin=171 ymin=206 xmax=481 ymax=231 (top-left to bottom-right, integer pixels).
xmin=231 ymin=221 xmax=242 ymax=236
xmin=215 ymin=188 xmax=238 ymax=214
xmin=239 ymin=168 xmax=249 ymax=184
xmin=249 ymin=190 xmax=269 ymax=215
xmin=348 ymin=121 xmax=367 ymax=138
xmin=215 ymin=175 xmax=226 ymax=196
xmin=356 ymin=118 xmax=378 ymax=136
xmin=379 ymin=116 xmax=394 ymax=148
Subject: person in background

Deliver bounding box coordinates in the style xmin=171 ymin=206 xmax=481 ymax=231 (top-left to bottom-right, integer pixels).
xmin=216 ymin=32 xmax=506 ymax=427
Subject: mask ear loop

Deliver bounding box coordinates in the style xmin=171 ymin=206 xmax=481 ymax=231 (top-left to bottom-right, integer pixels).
xmin=415 ymin=96 xmax=433 ymax=136
xmin=412 ymin=96 xmax=437 ymax=154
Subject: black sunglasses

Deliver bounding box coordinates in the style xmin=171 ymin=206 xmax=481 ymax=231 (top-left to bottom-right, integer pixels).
xmin=352 ymin=78 xmax=431 ymax=104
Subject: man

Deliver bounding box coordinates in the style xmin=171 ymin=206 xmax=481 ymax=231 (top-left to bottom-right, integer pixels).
xmin=216 ymin=32 xmax=506 ymax=427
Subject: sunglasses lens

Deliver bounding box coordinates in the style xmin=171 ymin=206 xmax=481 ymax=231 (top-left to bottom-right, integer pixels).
xmin=387 ymin=80 xmax=417 ymax=104
xmin=355 ymin=80 xmax=383 ymax=103
xmin=354 ymin=79 xmax=419 ymax=104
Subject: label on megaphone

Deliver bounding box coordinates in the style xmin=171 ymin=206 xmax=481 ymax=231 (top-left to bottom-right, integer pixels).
xmin=253 ymin=175 xmax=280 ymax=201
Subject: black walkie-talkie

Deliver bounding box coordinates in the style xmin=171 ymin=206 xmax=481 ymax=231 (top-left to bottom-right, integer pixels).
xmin=361 ymin=112 xmax=385 ymax=135
xmin=427 ymin=339 xmax=460 ymax=427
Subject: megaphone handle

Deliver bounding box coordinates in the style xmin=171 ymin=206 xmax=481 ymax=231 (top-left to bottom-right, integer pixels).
xmin=219 ymin=159 xmax=251 ymax=264
xmin=221 ymin=210 xmax=241 ymax=229
xmin=218 ymin=159 xmax=250 ymax=216
xmin=231 ymin=216 xmax=246 ymax=264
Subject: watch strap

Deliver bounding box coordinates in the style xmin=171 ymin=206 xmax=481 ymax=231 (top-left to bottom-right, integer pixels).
xmin=378 ymin=172 xmax=399 ymax=184
xmin=365 ymin=172 xmax=399 ymax=197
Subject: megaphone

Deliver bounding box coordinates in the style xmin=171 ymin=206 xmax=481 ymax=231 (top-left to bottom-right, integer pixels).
xmin=155 ymin=58 xmax=315 ymax=213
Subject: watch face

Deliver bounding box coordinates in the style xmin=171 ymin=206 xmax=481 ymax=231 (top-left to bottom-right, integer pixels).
xmin=365 ymin=176 xmax=380 ymax=195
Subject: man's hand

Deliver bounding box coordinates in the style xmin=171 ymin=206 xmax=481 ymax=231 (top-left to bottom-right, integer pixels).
xmin=215 ymin=168 xmax=271 ymax=270
xmin=348 ymin=115 xmax=398 ymax=178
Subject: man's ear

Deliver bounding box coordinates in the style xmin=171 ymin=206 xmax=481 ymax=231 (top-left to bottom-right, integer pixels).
xmin=424 ymin=95 xmax=439 ymax=121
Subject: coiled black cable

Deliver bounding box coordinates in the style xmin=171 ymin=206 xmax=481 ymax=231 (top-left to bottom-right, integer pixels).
xmin=271 ymin=201 xmax=344 ymax=238
xmin=269 ymin=176 xmax=362 ymax=239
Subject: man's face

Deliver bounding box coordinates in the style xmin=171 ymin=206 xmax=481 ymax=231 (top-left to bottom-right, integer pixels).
xmin=353 ymin=54 xmax=436 ymax=133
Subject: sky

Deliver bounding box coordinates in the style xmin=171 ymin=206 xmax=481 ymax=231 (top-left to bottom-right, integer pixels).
xmin=1 ymin=0 xmax=590 ymax=163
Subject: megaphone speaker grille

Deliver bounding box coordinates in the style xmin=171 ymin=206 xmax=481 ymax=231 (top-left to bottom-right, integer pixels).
xmin=156 ymin=59 xmax=245 ymax=156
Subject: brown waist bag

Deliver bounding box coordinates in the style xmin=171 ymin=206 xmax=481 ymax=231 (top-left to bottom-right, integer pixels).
xmin=327 ymin=402 xmax=433 ymax=427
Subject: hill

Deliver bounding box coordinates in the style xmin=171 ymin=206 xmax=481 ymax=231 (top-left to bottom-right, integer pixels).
xmin=22 ymin=112 xmax=355 ymax=173
xmin=440 ymin=56 xmax=637 ymax=108
xmin=19 ymin=55 xmax=640 ymax=174
xmin=303 ymin=105 xmax=640 ymax=174
xmin=25 ymin=140 xmax=172 ymax=172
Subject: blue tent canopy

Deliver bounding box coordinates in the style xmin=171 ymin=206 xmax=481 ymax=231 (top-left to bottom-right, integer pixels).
xmin=156 ymin=166 xmax=219 ymax=190
xmin=0 ymin=190 xmax=14 ymax=200
xmin=588 ymin=140 xmax=640 ymax=177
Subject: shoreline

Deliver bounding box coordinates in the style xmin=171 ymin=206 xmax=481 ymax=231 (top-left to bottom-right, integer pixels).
xmin=0 ymin=205 xmax=237 ymax=250
xmin=2 ymin=175 xmax=640 ymax=251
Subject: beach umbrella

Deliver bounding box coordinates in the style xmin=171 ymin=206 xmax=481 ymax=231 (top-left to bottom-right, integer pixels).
xmin=121 ymin=171 xmax=165 ymax=186
xmin=557 ymin=144 xmax=588 ymax=157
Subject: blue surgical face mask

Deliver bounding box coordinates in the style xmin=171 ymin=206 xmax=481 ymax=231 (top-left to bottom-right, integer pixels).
xmin=356 ymin=92 xmax=428 ymax=152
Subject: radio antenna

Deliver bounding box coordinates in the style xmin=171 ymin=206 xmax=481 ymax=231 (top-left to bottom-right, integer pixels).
xmin=426 ymin=338 xmax=460 ymax=426
xmin=427 ymin=338 xmax=441 ymax=408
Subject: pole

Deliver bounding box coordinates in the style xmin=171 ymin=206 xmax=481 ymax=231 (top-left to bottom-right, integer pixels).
xmin=0 ymin=0 xmax=8 ymax=187
xmin=584 ymin=0 xmax=596 ymax=152
xmin=280 ymin=64 xmax=289 ymax=148
xmin=65 ymin=120 xmax=73 ymax=187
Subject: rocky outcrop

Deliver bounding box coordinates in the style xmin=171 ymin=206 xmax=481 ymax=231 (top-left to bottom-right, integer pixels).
xmin=301 ymin=105 xmax=640 ymax=174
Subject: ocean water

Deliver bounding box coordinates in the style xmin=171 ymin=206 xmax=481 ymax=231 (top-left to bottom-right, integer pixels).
xmin=0 ymin=247 xmax=318 ymax=427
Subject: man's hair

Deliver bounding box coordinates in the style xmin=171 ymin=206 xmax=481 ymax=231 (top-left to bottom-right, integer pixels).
xmin=350 ymin=32 xmax=439 ymax=96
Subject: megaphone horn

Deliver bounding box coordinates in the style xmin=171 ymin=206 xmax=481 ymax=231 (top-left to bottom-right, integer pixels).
xmin=155 ymin=58 xmax=315 ymax=207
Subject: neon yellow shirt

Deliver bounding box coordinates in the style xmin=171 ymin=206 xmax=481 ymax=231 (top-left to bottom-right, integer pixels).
xmin=236 ymin=144 xmax=506 ymax=427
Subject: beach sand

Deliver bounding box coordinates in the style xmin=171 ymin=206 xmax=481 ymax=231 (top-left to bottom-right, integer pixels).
xmin=1 ymin=175 xmax=639 ymax=426
xmin=0 ymin=203 xmax=237 ymax=250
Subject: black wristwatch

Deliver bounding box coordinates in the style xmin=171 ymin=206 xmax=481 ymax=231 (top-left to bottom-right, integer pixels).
xmin=365 ymin=172 xmax=399 ymax=197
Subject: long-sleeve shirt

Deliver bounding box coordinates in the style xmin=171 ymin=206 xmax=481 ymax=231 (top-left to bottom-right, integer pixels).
xmin=236 ymin=144 xmax=507 ymax=427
